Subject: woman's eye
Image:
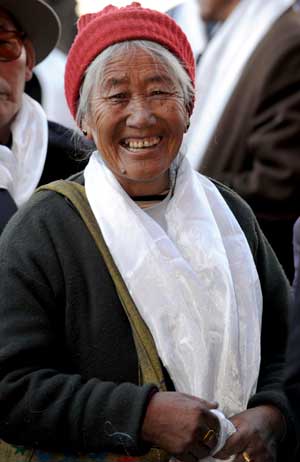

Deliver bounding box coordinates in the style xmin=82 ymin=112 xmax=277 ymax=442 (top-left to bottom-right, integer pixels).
xmin=108 ymin=93 xmax=128 ymax=101
xmin=150 ymin=90 xmax=175 ymax=99
xmin=151 ymin=90 xmax=166 ymax=96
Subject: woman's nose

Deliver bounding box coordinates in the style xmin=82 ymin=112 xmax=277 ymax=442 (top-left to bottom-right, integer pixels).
xmin=126 ymin=97 xmax=156 ymax=128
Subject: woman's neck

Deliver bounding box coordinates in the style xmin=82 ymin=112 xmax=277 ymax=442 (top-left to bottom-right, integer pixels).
xmin=117 ymin=171 xmax=170 ymax=198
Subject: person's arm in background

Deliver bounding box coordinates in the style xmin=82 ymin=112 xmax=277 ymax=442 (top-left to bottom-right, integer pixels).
xmin=285 ymin=218 xmax=300 ymax=460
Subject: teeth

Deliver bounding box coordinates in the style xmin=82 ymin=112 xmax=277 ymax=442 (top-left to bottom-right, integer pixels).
xmin=123 ymin=137 xmax=160 ymax=150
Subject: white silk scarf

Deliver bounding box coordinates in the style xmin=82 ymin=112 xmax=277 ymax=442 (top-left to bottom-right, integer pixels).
xmin=85 ymin=152 xmax=262 ymax=435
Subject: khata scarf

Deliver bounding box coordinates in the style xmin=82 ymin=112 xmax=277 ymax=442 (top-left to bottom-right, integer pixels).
xmin=84 ymin=152 xmax=262 ymax=434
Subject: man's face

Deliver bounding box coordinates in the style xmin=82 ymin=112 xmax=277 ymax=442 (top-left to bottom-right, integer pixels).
xmin=0 ymin=8 xmax=34 ymax=144
xmin=198 ymin=0 xmax=239 ymax=22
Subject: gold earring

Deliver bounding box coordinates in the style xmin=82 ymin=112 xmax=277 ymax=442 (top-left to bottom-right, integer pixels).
xmin=82 ymin=129 xmax=88 ymax=136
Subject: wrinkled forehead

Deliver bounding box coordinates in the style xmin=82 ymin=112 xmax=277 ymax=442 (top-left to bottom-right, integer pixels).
xmin=101 ymin=47 xmax=177 ymax=85
xmin=0 ymin=7 xmax=20 ymax=32
xmin=104 ymin=47 xmax=168 ymax=68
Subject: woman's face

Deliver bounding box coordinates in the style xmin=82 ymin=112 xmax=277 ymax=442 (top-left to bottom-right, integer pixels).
xmin=85 ymin=47 xmax=188 ymax=196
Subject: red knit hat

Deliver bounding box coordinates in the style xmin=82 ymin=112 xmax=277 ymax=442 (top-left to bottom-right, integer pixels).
xmin=65 ymin=2 xmax=195 ymax=121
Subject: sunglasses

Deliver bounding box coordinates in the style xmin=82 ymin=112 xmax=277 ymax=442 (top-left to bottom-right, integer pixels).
xmin=0 ymin=30 xmax=26 ymax=62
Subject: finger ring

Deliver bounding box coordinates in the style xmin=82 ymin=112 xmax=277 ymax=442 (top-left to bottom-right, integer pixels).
xmin=242 ymin=451 xmax=253 ymax=462
xmin=201 ymin=428 xmax=217 ymax=444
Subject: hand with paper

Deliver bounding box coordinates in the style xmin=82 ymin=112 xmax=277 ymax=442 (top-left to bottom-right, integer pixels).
xmin=142 ymin=391 xmax=220 ymax=460
xmin=214 ymin=405 xmax=285 ymax=461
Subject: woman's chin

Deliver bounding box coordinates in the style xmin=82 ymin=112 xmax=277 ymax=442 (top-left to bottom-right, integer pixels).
xmin=115 ymin=166 xmax=169 ymax=195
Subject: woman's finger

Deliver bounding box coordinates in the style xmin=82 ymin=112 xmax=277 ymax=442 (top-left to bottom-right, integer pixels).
xmin=216 ymin=407 xmax=280 ymax=461
xmin=233 ymin=450 xmax=256 ymax=462
xmin=199 ymin=425 xmax=219 ymax=450
xmin=195 ymin=406 xmax=220 ymax=451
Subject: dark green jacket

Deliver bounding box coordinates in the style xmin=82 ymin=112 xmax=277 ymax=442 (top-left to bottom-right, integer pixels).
xmin=0 ymin=174 xmax=295 ymax=457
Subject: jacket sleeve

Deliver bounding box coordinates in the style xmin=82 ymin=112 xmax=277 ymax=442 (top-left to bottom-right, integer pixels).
xmin=0 ymin=194 xmax=156 ymax=455
xmin=243 ymin=212 xmax=296 ymax=455
xmin=0 ymin=188 xmax=17 ymax=234
xmin=292 ymin=218 xmax=300 ymax=297
xmin=285 ymin=218 xmax=300 ymax=450
xmin=221 ymin=42 xmax=300 ymax=216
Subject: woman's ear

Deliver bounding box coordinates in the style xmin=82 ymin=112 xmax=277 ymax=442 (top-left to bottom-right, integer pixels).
xmin=81 ymin=115 xmax=95 ymax=141
xmin=81 ymin=125 xmax=94 ymax=141
xmin=24 ymin=39 xmax=36 ymax=81
xmin=82 ymin=130 xmax=94 ymax=141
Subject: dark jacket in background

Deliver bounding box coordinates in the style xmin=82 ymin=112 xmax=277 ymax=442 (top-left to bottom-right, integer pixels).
xmin=0 ymin=121 xmax=92 ymax=234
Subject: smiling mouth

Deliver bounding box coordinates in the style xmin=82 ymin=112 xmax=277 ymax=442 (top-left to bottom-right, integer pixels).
xmin=120 ymin=136 xmax=162 ymax=151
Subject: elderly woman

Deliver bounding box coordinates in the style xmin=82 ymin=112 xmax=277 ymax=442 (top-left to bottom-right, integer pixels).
xmin=0 ymin=3 xmax=295 ymax=462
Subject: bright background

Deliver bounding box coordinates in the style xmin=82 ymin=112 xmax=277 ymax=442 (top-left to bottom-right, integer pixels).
xmin=77 ymin=0 xmax=181 ymax=15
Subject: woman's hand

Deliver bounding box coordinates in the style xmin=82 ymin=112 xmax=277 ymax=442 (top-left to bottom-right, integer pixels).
xmin=214 ymin=405 xmax=285 ymax=461
xmin=141 ymin=391 xmax=220 ymax=461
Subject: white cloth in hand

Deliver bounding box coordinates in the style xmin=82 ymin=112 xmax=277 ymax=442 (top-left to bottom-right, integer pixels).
xmin=210 ymin=409 xmax=236 ymax=456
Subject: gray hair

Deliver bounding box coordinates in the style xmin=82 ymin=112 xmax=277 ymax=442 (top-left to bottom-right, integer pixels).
xmin=76 ymin=40 xmax=194 ymax=127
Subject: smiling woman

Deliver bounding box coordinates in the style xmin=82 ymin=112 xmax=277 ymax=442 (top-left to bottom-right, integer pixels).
xmin=0 ymin=2 xmax=295 ymax=462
